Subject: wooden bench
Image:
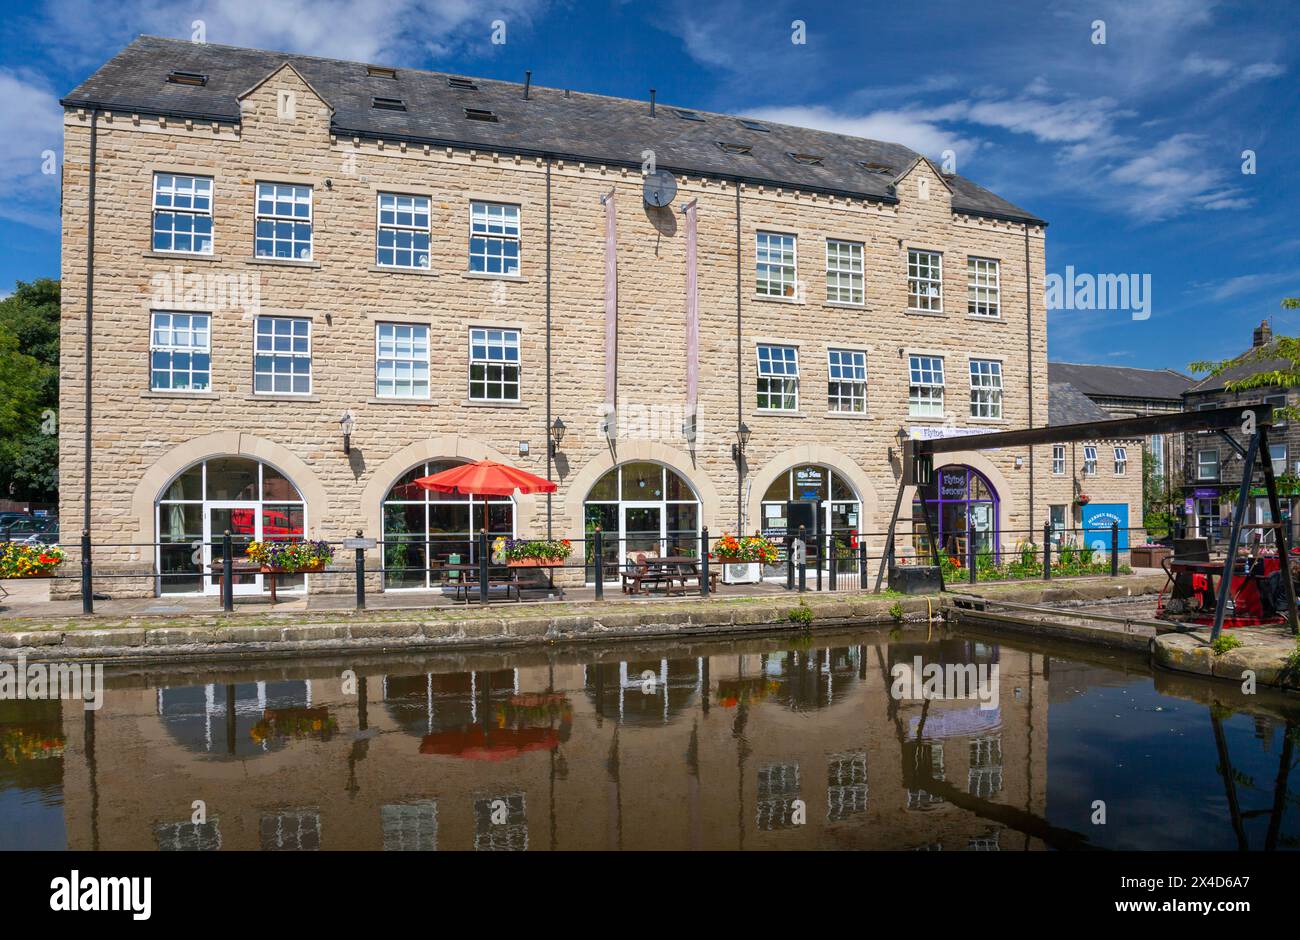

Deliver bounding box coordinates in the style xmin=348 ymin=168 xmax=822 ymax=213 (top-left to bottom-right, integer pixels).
xmin=621 ymin=552 xmax=678 ymax=595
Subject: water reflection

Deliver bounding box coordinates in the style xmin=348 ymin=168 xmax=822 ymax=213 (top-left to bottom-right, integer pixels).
xmin=2 ymin=625 xmax=1299 ymax=851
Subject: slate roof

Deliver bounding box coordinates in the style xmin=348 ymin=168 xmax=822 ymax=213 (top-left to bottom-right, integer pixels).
xmin=1048 ymin=382 xmax=1112 ymax=427
xmin=62 ymin=35 xmax=1045 ymax=226
xmin=1184 ymin=349 xmax=1294 ymax=395
xmin=1047 ymin=361 xmax=1191 ymax=402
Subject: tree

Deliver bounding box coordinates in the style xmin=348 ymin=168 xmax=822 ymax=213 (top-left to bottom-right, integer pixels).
xmin=1190 ymin=296 xmax=1300 ymax=421
xmin=0 ymin=279 xmax=59 ymax=503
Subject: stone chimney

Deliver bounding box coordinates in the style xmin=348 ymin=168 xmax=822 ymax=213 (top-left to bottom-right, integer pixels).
xmin=1253 ymin=320 xmax=1272 ymax=348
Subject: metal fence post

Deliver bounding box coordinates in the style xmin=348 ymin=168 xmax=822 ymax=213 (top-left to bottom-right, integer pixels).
xmin=1111 ymin=521 xmax=1120 ymax=577
xmin=354 ymin=529 xmax=366 ymax=610
xmin=816 ymin=530 xmax=823 ymax=592
xmin=968 ymin=531 xmax=977 ymax=585
xmin=699 ymin=526 xmax=710 ymax=596
xmin=478 ymin=528 xmax=490 ymax=605
xmin=798 ymin=525 xmax=807 ymax=593
xmin=593 ymin=528 xmax=604 ymax=600
xmin=221 ymin=530 xmax=234 ymax=612
xmin=828 ymin=535 xmax=837 ymax=591
xmin=786 ymin=538 xmax=794 ymax=590
xmin=80 ymin=529 xmax=94 ymax=615
xmin=1043 ymin=521 xmax=1052 ymax=581
xmin=859 ymin=540 xmax=868 ymax=590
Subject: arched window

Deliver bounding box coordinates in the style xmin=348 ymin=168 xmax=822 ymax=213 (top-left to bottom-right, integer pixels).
xmin=583 ymin=462 xmax=700 ymax=582
xmin=760 ymin=465 xmax=861 ymax=575
xmin=913 ymin=464 xmax=1000 ymax=561
xmin=381 ymin=460 xmax=515 ymax=590
xmin=156 ymin=457 xmax=305 ymax=596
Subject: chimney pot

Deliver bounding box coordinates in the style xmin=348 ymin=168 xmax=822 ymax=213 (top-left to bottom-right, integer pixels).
xmin=1254 ymin=320 xmax=1273 ymax=347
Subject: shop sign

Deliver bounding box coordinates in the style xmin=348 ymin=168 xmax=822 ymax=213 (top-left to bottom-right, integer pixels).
xmin=1081 ymin=503 xmax=1129 ymax=555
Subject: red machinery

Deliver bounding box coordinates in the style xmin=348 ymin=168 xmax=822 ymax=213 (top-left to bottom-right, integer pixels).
xmin=1156 ymin=552 xmax=1289 ymax=628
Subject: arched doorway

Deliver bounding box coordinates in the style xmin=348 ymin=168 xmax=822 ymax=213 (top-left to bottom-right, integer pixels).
xmin=155 ymin=456 xmax=306 ymax=596
xmin=583 ymin=461 xmax=700 ymax=582
xmin=913 ymin=464 xmax=1000 ymax=561
xmin=381 ymin=460 xmax=516 ymax=590
xmin=760 ymin=465 xmax=862 ymax=576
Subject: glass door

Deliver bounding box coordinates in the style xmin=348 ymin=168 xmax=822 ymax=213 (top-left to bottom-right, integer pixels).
xmin=205 ymin=502 xmax=261 ymax=595
xmin=622 ymin=504 xmax=663 ymax=560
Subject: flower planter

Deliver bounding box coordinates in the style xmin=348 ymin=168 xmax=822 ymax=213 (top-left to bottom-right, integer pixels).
xmin=1130 ymin=546 xmax=1171 ymax=570
xmin=1 ymin=570 xmax=56 ymax=580
xmin=507 ymin=558 xmax=564 ymax=568
xmin=260 ymin=562 xmax=326 ymax=575
xmin=719 ymin=560 xmax=762 ymax=584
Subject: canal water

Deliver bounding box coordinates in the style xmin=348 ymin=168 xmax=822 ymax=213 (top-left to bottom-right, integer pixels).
xmin=2 ymin=624 xmax=1297 ymax=851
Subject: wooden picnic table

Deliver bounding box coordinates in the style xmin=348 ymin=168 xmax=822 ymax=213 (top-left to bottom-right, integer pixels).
xmin=622 ymin=555 xmax=719 ymax=595
xmin=437 ymin=562 xmax=521 ymax=603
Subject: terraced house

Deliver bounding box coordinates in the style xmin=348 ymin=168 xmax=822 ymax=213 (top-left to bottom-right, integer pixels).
xmin=57 ymin=35 xmax=1136 ymax=599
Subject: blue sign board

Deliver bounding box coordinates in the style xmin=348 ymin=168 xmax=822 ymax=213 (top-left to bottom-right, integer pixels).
xmin=1081 ymin=503 xmax=1129 ymax=555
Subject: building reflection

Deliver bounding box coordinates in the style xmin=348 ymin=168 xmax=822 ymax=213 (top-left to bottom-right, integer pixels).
xmin=27 ymin=628 xmax=1296 ymax=850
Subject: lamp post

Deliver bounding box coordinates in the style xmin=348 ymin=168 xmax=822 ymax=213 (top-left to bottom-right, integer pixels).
xmin=732 ymin=423 xmax=751 ymax=532
xmin=548 ymin=416 xmax=566 ymax=457
xmin=339 ymin=410 xmax=355 ymax=455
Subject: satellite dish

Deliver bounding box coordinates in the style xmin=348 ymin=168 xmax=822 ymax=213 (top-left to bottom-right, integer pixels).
xmin=643 ymin=169 xmax=677 ymax=208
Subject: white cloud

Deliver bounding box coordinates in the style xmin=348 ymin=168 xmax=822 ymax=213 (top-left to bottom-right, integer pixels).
xmin=747 ymin=104 xmax=976 ymax=163
xmin=1189 ymin=270 xmax=1300 ymax=303
xmin=0 ymin=70 xmax=63 ymax=230
xmin=36 ymin=0 xmax=547 ymax=67
xmin=1104 ymin=133 xmax=1248 ymax=219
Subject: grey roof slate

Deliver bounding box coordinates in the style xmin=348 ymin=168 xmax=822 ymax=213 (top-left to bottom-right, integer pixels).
xmin=1047 ymin=361 xmax=1191 ymax=402
xmin=1185 ymin=348 xmax=1294 ymax=395
xmin=1048 ymin=382 xmax=1112 ymax=427
xmin=63 ymin=35 xmax=1045 ymax=225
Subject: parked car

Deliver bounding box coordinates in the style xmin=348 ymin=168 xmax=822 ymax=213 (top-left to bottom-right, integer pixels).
xmin=1 ymin=516 xmax=39 ymax=540
xmin=0 ymin=511 xmax=33 ymax=533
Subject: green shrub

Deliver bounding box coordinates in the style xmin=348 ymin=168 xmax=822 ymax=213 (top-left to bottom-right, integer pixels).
xmin=1211 ymin=634 xmax=1243 ymax=655
xmin=889 ymin=601 xmax=905 ymax=622
xmin=787 ymin=600 xmax=813 ymax=626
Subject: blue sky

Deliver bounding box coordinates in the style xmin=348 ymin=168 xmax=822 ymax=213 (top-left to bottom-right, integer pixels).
xmin=0 ymin=0 xmax=1296 ymax=373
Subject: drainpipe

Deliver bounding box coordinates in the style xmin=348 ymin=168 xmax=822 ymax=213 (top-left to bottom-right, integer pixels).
xmin=1024 ymin=222 xmax=1035 ymax=531
xmin=83 ymin=109 xmax=99 ymax=535
xmin=545 ymin=157 xmax=553 ymax=538
xmin=735 ymin=183 xmax=743 ymax=531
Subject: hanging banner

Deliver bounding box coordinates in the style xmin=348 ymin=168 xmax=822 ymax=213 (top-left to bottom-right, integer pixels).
xmin=683 ymin=199 xmax=699 ymax=433
xmin=602 ymin=192 xmax=618 ymax=423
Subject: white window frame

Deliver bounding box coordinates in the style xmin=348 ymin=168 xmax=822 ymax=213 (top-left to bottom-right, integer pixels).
xmin=825 ymin=239 xmax=864 ymax=305
xmin=152 ymin=173 xmax=214 ymax=255
xmin=375 ymin=322 xmax=431 ymax=399
xmin=1052 ymin=444 xmax=1065 ymax=475
xmin=1083 ymin=445 xmax=1098 ymax=476
xmin=756 ymin=343 xmax=800 ymax=411
xmin=1114 ymin=446 xmax=1128 ymax=475
xmin=968 ymin=358 xmax=1003 ymax=419
xmin=1197 ymin=447 xmax=1219 ymax=480
xmin=908 ymin=249 xmax=943 ymax=312
xmin=254 ymin=182 xmax=313 ymax=260
xmin=468 ymin=201 xmax=521 ymax=276
xmin=376 ymin=193 xmax=432 ymax=269
xmin=756 ymin=232 xmax=798 ymax=298
xmin=1267 ymin=393 xmax=1288 ymax=428
xmin=967 ymin=257 xmax=1000 ymax=317
xmin=150 ymin=311 xmax=211 ymax=392
xmin=1271 ymin=442 xmax=1288 ymax=477
xmin=826 ymin=348 xmax=867 ymax=413
xmin=253 ymin=316 xmax=312 ymax=395
xmin=908 ymin=354 xmax=945 ymax=417
xmin=468 ymin=327 xmax=521 ymax=402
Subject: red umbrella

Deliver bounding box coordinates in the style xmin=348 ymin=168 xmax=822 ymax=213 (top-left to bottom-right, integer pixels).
xmin=414 ymin=460 xmax=557 ymax=547
xmin=414 ymin=459 xmax=557 ymax=497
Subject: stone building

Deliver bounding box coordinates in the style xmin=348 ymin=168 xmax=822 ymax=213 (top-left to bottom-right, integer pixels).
xmin=1182 ymin=321 xmax=1297 ymax=544
xmin=58 ymin=36 xmax=1138 ymax=598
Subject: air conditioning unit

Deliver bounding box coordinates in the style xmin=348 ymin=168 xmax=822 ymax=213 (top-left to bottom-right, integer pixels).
xmin=722 ymin=561 xmax=761 ymax=584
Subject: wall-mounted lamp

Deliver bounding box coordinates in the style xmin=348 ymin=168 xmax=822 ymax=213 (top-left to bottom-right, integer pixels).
xmin=518 ymin=440 xmax=530 ymax=457
xmin=549 ymin=416 xmax=566 ymax=456
xmin=339 ymin=410 xmax=355 ymax=455
xmin=731 ymin=422 xmax=752 ymax=464
xmin=1015 ymin=455 xmax=1024 ymax=469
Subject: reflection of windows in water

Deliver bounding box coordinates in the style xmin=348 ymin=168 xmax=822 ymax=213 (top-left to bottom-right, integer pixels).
xmin=260 ymin=809 xmax=321 ymax=851
xmin=474 ymin=794 xmax=528 ymax=851
xmin=913 ymin=842 xmax=944 ymax=851
xmin=968 ymin=735 xmax=1003 ymax=797
xmin=968 ymin=829 xmax=1001 ymax=851
xmin=382 ymin=801 xmax=438 ymax=851
xmin=155 ymin=818 xmax=221 ymax=851
xmin=826 ymin=751 xmax=868 ymax=821
xmin=756 ymin=762 xmax=801 ymax=830
xmin=907 ymin=742 xmax=945 ymax=810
